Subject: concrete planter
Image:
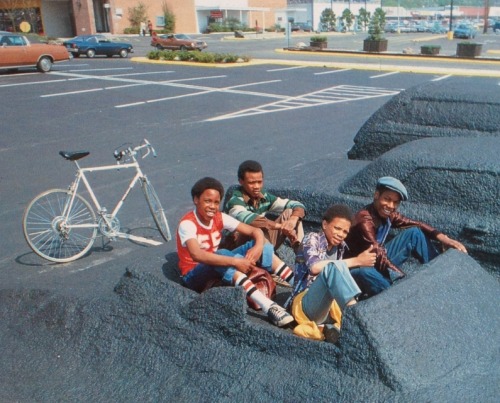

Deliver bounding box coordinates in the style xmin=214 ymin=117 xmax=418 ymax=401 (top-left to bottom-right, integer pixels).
xmin=363 ymin=39 xmax=388 ymax=53
xmin=456 ymin=43 xmax=482 ymax=58
xmin=310 ymin=41 xmax=327 ymax=49
xmin=421 ymin=45 xmax=441 ymax=55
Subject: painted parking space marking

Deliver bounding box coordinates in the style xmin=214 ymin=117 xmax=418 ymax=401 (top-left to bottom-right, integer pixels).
xmin=41 ymin=88 xmax=103 ymax=97
xmin=267 ymin=66 xmax=308 ymax=72
xmin=0 ymin=79 xmax=68 ymax=88
xmin=206 ymin=85 xmax=401 ymax=122
xmin=314 ymin=69 xmax=352 ymax=75
xmin=431 ymin=75 xmax=452 ymax=81
xmin=42 ymin=71 xmax=227 ymax=98
xmin=370 ymin=71 xmax=401 ymax=79
xmin=115 ymin=79 xmax=284 ymax=108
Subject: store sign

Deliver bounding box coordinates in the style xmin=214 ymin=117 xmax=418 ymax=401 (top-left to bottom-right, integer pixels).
xmin=210 ymin=10 xmax=223 ymax=19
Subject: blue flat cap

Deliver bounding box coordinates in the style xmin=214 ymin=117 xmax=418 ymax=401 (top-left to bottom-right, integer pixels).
xmin=377 ymin=176 xmax=408 ymax=201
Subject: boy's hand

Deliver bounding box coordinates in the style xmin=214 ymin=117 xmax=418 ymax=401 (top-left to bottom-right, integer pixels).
xmin=280 ymin=216 xmax=299 ymax=236
xmin=245 ymin=244 xmax=263 ymax=265
xmin=233 ymin=258 xmax=257 ymax=275
xmin=436 ymin=234 xmax=468 ymax=254
xmin=356 ymin=245 xmax=377 ymax=267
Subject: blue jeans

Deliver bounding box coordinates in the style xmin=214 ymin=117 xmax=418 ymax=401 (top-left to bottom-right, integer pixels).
xmin=350 ymin=227 xmax=439 ymax=298
xmin=301 ymin=262 xmax=361 ymax=324
xmin=182 ymin=241 xmax=274 ymax=293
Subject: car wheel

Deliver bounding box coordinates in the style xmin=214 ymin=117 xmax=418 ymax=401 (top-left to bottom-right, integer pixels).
xmin=180 ymin=45 xmax=187 ymax=51
xmin=119 ymin=49 xmax=128 ymax=58
xmin=156 ymin=44 xmax=163 ymax=50
xmin=37 ymin=56 xmax=52 ymax=73
xmin=86 ymin=49 xmax=96 ymax=58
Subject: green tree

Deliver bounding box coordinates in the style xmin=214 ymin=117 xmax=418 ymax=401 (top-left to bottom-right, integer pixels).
xmin=341 ymin=8 xmax=354 ymax=32
xmin=320 ymin=8 xmax=336 ymax=32
xmin=161 ymin=1 xmax=175 ymax=33
xmin=358 ymin=8 xmax=370 ymax=32
xmin=367 ymin=7 xmax=386 ymax=40
xmin=128 ymin=2 xmax=148 ymax=29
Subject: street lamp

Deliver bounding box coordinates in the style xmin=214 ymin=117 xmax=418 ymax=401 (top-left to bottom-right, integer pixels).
xmin=449 ymin=0 xmax=454 ymax=33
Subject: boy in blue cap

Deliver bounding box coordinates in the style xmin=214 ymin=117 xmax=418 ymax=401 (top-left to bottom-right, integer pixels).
xmin=345 ymin=176 xmax=467 ymax=298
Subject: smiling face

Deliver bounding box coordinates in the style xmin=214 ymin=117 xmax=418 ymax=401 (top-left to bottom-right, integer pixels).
xmin=193 ymin=188 xmax=221 ymax=225
xmin=373 ymin=189 xmax=402 ymax=219
xmin=322 ymin=217 xmax=351 ymax=249
xmin=239 ymin=171 xmax=264 ymax=200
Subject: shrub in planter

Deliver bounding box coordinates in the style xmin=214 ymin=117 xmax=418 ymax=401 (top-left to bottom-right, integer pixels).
xmin=363 ymin=8 xmax=387 ymax=52
xmin=456 ymin=42 xmax=482 ymax=58
xmin=421 ymin=45 xmax=441 ymax=55
xmin=310 ymin=35 xmax=328 ymax=49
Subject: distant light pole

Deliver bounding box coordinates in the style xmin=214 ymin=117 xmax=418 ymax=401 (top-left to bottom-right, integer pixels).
xmin=449 ymin=0 xmax=454 ymax=32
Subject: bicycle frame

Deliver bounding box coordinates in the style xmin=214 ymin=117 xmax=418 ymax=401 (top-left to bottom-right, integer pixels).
xmin=63 ymin=154 xmax=161 ymax=246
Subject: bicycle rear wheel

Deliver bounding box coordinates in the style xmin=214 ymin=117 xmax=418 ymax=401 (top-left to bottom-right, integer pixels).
xmin=23 ymin=189 xmax=97 ymax=262
xmin=141 ymin=178 xmax=171 ymax=241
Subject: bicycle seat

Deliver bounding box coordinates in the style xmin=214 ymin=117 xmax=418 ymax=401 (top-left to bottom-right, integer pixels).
xmin=59 ymin=151 xmax=90 ymax=161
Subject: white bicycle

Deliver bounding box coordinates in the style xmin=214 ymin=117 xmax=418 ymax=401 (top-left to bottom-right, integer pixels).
xmin=23 ymin=139 xmax=171 ymax=263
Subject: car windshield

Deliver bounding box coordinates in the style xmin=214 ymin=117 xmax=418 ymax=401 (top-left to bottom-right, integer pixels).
xmin=174 ymin=34 xmax=190 ymax=40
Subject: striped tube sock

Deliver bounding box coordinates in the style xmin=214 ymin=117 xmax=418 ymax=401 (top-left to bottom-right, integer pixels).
xmin=274 ymin=263 xmax=294 ymax=283
xmin=234 ymin=273 xmax=273 ymax=313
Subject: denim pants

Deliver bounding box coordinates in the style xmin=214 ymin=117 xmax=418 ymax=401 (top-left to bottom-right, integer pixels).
xmin=182 ymin=241 xmax=274 ymax=293
xmin=301 ymin=261 xmax=361 ymax=324
xmin=350 ymin=227 xmax=440 ymax=298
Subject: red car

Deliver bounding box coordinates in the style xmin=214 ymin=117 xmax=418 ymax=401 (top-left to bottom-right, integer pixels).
xmin=151 ymin=33 xmax=207 ymax=51
xmin=0 ymin=33 xmax=70 ymax=73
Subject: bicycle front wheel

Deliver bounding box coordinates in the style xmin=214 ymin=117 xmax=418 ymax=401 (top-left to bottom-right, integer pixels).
xmin=141 ymin=178 xmax=171 ymax=242
xmin=23 ymin=189 xmax=97 ymax=263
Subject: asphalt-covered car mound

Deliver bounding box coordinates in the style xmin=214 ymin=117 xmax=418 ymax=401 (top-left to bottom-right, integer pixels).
xmin=347 ymin=79 xmax=500 ymax=160
xmin=1 ymin=251 xmax=498 ymax=401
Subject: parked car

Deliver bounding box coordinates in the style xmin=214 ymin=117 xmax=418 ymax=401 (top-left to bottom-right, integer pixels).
xmin=291 ymin=22 xmax=313 ymax=32
xmin=492 ymin=20 xmax=500 ymax=33
xmin=151 ymin=34 xmax=207 ymax=51
xmin=453 ymin=23 xmax=477 ymax=39
xmin=0 ymin=33 xmax=70 ymax=73
xmin=63 ymin=35 xmax=133 ymax=58
xmin=430 ymin=22 xmax=448 ymax=34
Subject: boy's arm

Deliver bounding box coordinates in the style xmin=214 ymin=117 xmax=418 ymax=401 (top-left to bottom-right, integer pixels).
xmin=309 ymin=246 xmax=377 ymax=275
xmin=184 ymin=238 xmax=254 ymax=275
xmin=233 ymin=222 xmax=265 ymax=264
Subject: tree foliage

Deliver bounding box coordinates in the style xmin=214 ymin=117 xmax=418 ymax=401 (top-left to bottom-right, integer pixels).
xmin=128 ymin=2 xmax=148 ymax=28
xmin=341 ymin=8 xmax=354 ymax=31
xmin=320 ymin=8 xmax=336 ymax=32
xmin=367 ymin=7 xmax=386 ymax=41
xmin=161 ymin=1 xmax=175 ymax=33
xmin=358 ymin=8 xmax=370 ymax=31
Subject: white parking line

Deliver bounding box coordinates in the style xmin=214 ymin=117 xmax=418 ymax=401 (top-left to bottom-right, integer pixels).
xmin=314 ymin=69 xmax=352 ymax=75
xmin=267 ymin=66 xmax=308 ymax=72
xmin=115 ymin=79 xmax=284 ymax=108
xmin=207 ymin=85 xmax=400 ymax=122
xmin=68 ymin=67 xmax=134 ymax=72
xmin=0 ymin=79 xmax=68 ymax=88
xmin=370 ymin=71 xmax=401 ymax=79
xmin=41 ymin=88 xmax=103 ymax=97
xmin=431 ymin=75 xmax=452 ymax=81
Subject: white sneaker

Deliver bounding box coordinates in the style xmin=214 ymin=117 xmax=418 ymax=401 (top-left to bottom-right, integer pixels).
xmin=267 ymin=304 xmax=294 ymax=327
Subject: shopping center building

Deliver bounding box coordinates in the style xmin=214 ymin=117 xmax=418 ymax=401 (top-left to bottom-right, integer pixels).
xmin=0 ymin=0 xmax=498 ymax=38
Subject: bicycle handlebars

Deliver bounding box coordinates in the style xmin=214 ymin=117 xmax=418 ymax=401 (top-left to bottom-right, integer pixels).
xmin=113 ymin=139 xmax=156 ymax=163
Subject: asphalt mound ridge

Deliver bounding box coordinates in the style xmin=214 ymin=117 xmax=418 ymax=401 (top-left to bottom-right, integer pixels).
xmin=1 ymin=251 xmax=498 ymax=401
xmin=0 ymin=269 xmax=393 ymax=401
xmin=347 ymin=80 xmax=500 ymax=160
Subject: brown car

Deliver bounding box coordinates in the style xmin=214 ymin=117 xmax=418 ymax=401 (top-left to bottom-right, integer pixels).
xmin=0 ymin=33 xmax=70 ymax=73
xmin=151 ymin=33 xmax=207 ymax=51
